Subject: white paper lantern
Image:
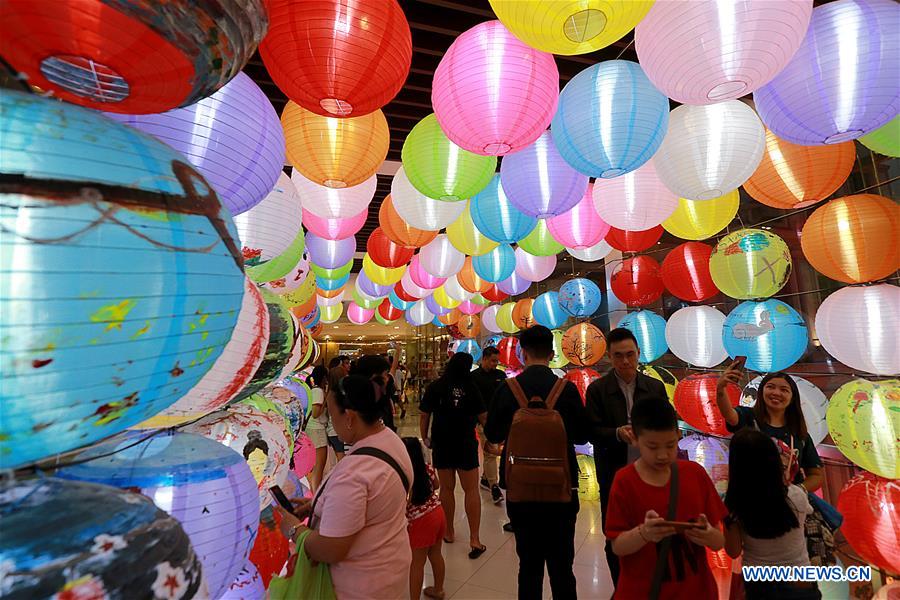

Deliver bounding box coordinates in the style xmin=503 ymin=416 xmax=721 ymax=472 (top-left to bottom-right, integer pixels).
xmin=317 ymin=292 xmax=344 ymax=307
xmin=391 ymin=166 xmax=466 ymax=231
xmin=653 ymin=101 xmax=766 ymax=200
xmin=815 ymin=284 xmax=900 ymax=376
xmin=514 ymin=247 xmax=557 ymax=282
xmin=482 ymin=304 xmax=502 ymax=334
xmin=444 ymin=276 xmax=475 ymax=303
xmin=567 ymin=241 xmax=613 ymax=262
xmin=419 ymin=234 xmax=465 ymax=278
xmin=235 ymin=172 xmax=303 ymax=271
xmin=665 ymin=305 xmax=728 ymax=367
xmin=290 ymin=170 xmax=376 ymax=220
xmin=592 ymin=161 xmax=678 ymax=231
xmin=407 ymin=299 xmax=435 ymax=326
xmin=741 ymin=376 xmax=829 ymax=445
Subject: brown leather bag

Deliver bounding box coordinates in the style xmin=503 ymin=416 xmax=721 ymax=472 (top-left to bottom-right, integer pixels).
xmin=504 ymin=377 xmax=572 ymax=503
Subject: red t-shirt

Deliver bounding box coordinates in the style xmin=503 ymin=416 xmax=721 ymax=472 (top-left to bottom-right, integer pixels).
xmin=605 ymin=460 xmax=728 ymax=600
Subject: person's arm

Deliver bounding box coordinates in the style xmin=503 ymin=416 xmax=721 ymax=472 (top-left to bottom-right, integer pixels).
xmin=800 ymin=467 xmax=823 ymax=493
xmin=723 ymin=518 xmax=743 ymax=559
xmin=612 ymin=510 xmax=677 ymax=557
xmin=584 ymin=382 xmax=626 ymax=449
xmin=419 ymin=383 xmax=436 ymax=446
xmin=485 ymin=385 xmax=513 ymax=444
xmin=420 ymin=412 xmax=431 ymax=447
xmin=716 ymin=360 xmax=742 ymax=427
xmin=798 ymin=436 xmax=824 ymax=492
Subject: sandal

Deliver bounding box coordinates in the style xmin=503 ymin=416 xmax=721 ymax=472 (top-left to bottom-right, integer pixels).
xmin=423 ymin=587 xmax=445 ymax=599
xmin=468 ymin=544 xmax=487 ymax=559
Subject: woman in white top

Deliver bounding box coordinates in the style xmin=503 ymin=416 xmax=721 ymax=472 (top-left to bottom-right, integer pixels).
xmin=305 ymin=365 xmax=329 ymax=492
xmin=724 ymin=429 xmax=820 ymax=600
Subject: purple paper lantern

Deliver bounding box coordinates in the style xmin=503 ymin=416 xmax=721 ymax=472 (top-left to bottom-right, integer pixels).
xmin=305 ymin=233 xmax=356 ymax=270
xmin=498 ymin=270 xmax=532 ymax=296
xmin=222 ymin=562 xmax=266 ymax=600
xmin=425 ymin=295 xmax=453 ymax=316
xmin=356 ymin=271 xmax=393 ymax=298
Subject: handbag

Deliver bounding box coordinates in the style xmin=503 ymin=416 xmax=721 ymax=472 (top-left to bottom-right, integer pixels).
xmin=649 ymin=462 xmax=680 ymax=600
xmin=268 ymin=529 xmax=337 ymax=600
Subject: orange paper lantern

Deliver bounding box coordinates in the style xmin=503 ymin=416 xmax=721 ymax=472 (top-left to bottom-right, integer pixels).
xmin=561 ymin=323 xmax=607 ymax=367
xmin=457 ymin=314 xmax=482 ymax=338
xmin=512 ymin=298 xmax=536 ymax=329
xmin=317 ymin=286 xmax=346 ymax=299
xmin=379 ymin=195 xmax=439 ymax=248
xmin=457 ymin=257 xmax=491 ymax=294
xmin=438 ymin=308 xmax=462 ymax=326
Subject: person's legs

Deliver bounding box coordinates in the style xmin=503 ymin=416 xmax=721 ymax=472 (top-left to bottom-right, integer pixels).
xmin=437 ymin=468 xmax=456 ymax=542
xmin=457 ymin=468 xmax=483 ymax=550
xmin=409 ymin=547 xmax=429 ymax=600
xmin=508 ymin=502 xmax=545 ymax=600
xmin=546 ymin=494 xmax=579 ymax=599
xmin=598 ymin=465 xmax=619 ymax=588
xmin=425 ymin=540 xmax=446 ymax=597
xmin=310 ymin=445 xmax=327 ymax=492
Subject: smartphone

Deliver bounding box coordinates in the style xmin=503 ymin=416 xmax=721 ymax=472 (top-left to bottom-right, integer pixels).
xmin=269 ymin=486 xmax=295 ymax=514
xmin=658 ymin=520 xmax=704 ymax=532
xmin=732 ymin=355 xmax=748 ymax=371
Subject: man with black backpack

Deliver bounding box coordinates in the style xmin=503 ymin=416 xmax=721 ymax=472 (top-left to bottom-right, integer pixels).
xmin=485 ymin=326 xmax=589 ymax=600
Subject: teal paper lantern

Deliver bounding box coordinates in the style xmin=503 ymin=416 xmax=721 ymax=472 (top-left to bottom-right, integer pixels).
xmin=473 ymin=244 xmax=516 ymax=283
xmin=532 ymin=291 xmax=569 ymax=329
xmin=451 ymin=339 xmax=482 ymax=362
xmin=723 ymin=299 xmax=808 ymax=373
xmin=470 ymin=175 xmax=538 ymax=243
xmin=558 ymin=278 xmax=602 ymax=318
xmin=317 ymin=273 xmax=350 ymax=291
xmin=619 ymin=310 xmax=668 ymax=363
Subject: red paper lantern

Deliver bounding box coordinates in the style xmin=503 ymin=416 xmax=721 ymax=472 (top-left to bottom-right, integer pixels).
xmin=249 ymin=509 xmax=289 ymax=588
xmin=378 ymin=298 xmax=404 ymax=322
xmin=498 ymin=337 xmax=523 ymax=369
xmin=482 ymin=284 xmax=510 ymax=303
xmin=565 ymin=368 xmax=601 ymax=405
xmin=606 ymin=226 xmax=663 ymax=252
xmin=673 ymin=374 xmax=740 ymax=437
xmin=610 ymin=255 xmax=665 ymax=307
xmin=260 ymin=0 xmax=411 ymax=118
xmin=367 ymin=227 xmax=415 ymax=268
xmin=837 ymin=472 xmax=899 ymax=574
xmin=661 ymin=242 xmax=719 ymax=302
xmin=393 ymin=282 xmax=420 ymax=302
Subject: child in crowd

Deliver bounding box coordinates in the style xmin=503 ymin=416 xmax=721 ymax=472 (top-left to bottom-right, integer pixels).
xmin=724 ymin=429 xmax=820 ymax=600
xmin=605 ymin=397 xmax=727 ymax=599
xmin=403 ymin=437 xmax=446 ymax=600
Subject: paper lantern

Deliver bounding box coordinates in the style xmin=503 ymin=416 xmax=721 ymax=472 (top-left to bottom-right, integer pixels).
xmin=801 ymin=194 xmax=900 ymax=284
xmin=605 ymin=226 xmax=663 ymax=253
xmin=231 ymin=291 xmax=296 ymax=404
xmin=292 ymin=171 xmax=376 ymax=220
xmin=481 ymin=305 xmax=502 ymax=334
xmin=399 ymin=123 xmax=492 ymax=205
xmin=533 ymin=292 xmax=569 ymax=329
xmin=653 ymin=101 xmax=766 ymax=201
xmin=562 ymin=323 xmax=607 ymax=367
xmin=0 ymin=91 xmax=245 ymax=469
xmin=565 ymin=368 xmax=600 ymax=404
xmin=661 ymin=242 xmax=718 ymax=303
xmin=318 ymin=302 xmax=342 ymax=325
xmin=250 ymin=510 xmax=289 ymax=588
xmin=515 ymin=247 xmax=558 ymax=282
xmin=443 ymin=276 xmax=475 ymax=303
xmin=552 ymin=60 xmax=669 ymax=178
xmin=432 ymin=20 xmax=558 ymax=156
xmin=679 ymin=434 xmax=730 ymax=495
xmin=351 ymin=289 xmax=381 ymax=310
xmin=741 ymin=375 xmax=829 ymax=445
xmin=558 ymin=278 xmax=602 ymax=318
xmin=518 ymin=219 xmax=565 ymax=256
xmin=592 ymin=161 xmax=678 ymax=232
xmin=457 ymin=314 xmax=482 ymax=338
xmin=458 ymin=300 xmax=485 ymax=316
xmin=665 ymin=306 xmax=728 ymax=367
xmin=450 ymin=339 xmax=483 ymax=362
xmin=470 ymin=175 xmax=538 ymax=243
xmin=400 ymin=271 xmax=431 ymax=300
xmin=858 ymin=115 xmax=900 ymax=157
xmin=828 ymin=378 xmax=899 ymax=478
xmin=489 ymin=0 xmax=654 ymax=55
xmin=619 ymin=310 xmax=668 ymax=363
xmin=511 ymin=299 xmax=536 ymax=330
xmin=260 ymin=0 xmax=410 ymax=118
xmin=674 ymin=374 xmax=741 ymax=436
xmin=838 ymin=473 xmax=900 ymax=574
xmin=355 ymin=270 xmax=393 ymax=298
xmin=473 ymin=244 xmax=517 ymax=283
xmin=498 ymin=337 xmax=523 ymax=369
xmin=497 ymin=271 xmax=533 ymax=296
xmin=576 ymin=454 xmax=600 ymax=501
xmin=305 ymin=233 xmax=356 ymax=270
xmin=663 ymin=191 xmax=740 ymax=241
xmin=235 ymin=173 xmax=302 ymax=277
xmin=754 ymin=0 xmax=899 ymax=145
xmin=312 ymin=260 xmax=353 ymax=280
xmin=470 ymin=293 xmax=493 ymax=306
xmin=391 ymin=285 xmax=417 ymax=305
xmin=362 ymin=254 xmax=405 ymax=287
xmin=610 ymin=255 xmax=665 ymax=307
xmin=549 ymin=329 xmax=571 ymax=369
xmin=636 ymin=1 xmax=813 ymax=105
xmin=246 ymin=227 xmax=306 ymax=285
xmin=378 ymin=194 xmax=438 ymax=248
xmin=546 ymin=184 xmax=610 ymax=249
xmin=281 ymin=268 xmax=318 ymax=307
xmin=260 ymin=251 xmax=311 ymax=295
xmin=317 ymin=274 xmax=350 ymax=292
xmin=723 ymin=300 xmax=808 ymax=372
xmin=457 ymin=258 xmax=492 ymax=294
xmin=0 ymin=478 xmax=203 ymax=599
xmin=222 ymin=562 xmax=266 ymax=600
xmin=0 ymin=1 xmax=265 ymax=114
xmin=709 ymin=229 xmax=792 ymax=299
xmin=407 ymin=300 xmax=435 ymax=327
xmin=58 ymin=432 xmax=258 ymax=598
xmin=346 ymin=302 xmax=374 ymax=325
xmin=496 ymin=303 xmax=521 ymax=335
xmin=378 ymin=298 xmax=404 ymax=322
xmin=744 ymin=130 xmax=856 ymax=210
xmin=420 ymin=235 xmax=465 ymax=279
xmin=408 ymin=255 xmax=446 ymax=290
xmin=437 ymin=307 xmax=461 ymax=324
xmin=638 ymin=365 xmax=678 ymax=404
xmin=482 ymin=284 xmax=510 ymax=303
xmin=432 ymin=286 xmax=462 ymax=310
xmin=500 ymin=131 xmax=589 ymax=218
xmin=366 ymin=227 xmax=415 ymax=269
xmin=447 ymin=201 xmax=500 ymax=256
xmin=391 ymin=167 xmax=467 ymax=231
xmin=567 ymin=240 xmax=614 ymax=262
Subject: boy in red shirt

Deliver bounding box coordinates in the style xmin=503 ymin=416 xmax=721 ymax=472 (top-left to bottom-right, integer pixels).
xmin=605 ymin=397 xmax=727 ymax=599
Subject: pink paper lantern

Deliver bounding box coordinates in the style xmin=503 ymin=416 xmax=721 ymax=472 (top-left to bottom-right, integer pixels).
xmin=546 ymin=184 xmax=610 ymax=249
xmin=302 ymin=207 xmax=367 ymax=240
xmin=292 ymin=432 xmax=316 ymax=479
xmin=514 ymin=247 xmax=558 ymax=282
xmin=400 ymin=271 xmax=430 ymax=299
xmin=409 ymin=254 xmax=447 ymax=290
xmin=458 ymin=300 xmax=485 ymax=315
xmin=347 ymin=302 xmax=375 ymax=325
xmin=592 ymin=161 xmax=679 ymax=231
xmin=432 ymin=20 xmax=559 ymax=156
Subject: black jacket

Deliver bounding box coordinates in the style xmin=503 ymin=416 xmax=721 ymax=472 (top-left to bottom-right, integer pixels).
xmin=471 ymin=367 xmax=507 ymax=412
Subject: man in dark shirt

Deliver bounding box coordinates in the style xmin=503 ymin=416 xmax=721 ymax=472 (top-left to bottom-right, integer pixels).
xmin=471 ymin=346 xmax=507 ymax=504
xmin=486 ymin=326 xmax=588 ymax=600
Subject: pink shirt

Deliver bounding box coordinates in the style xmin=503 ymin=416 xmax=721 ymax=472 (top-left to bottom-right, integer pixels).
xmin=313 ymin=427 xmax=413 ymax=600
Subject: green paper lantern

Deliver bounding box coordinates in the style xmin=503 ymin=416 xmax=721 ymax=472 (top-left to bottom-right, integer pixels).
xmin=470 ymin=293 xmax=491 ymax=306
xmin=247 ymin=228 xmax=305 ymax=283
xmin=549 ymin=329 xmax=569 ymax=368
xmin=826 ymin=378 xmax=899 ymax=479
xmin=311 ymin=259 xmax=353 ymax=280
xmin=858 ymin=115 xmax=899 ymax=157
xmin=319 ymin=302 xmax=343 ymax=324
xmin=518 ymin=219 xmax=564 ymax=256
xmin=352 ymin=290 xmax=381 ymax=310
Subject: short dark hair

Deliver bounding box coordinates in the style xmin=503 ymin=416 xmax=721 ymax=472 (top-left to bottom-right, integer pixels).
xmin=442 ymin=352 xmax=474 ymax=379
xmin=482 ymin=346 xmax=500 ymax=358
xmin=354 ymin=354 xmax=390 ymax=377
xmin=517 ymin=325 xmax=553 ymax=359
xmin=332 ymin=374 xmax=383 ymax=424
xmin=631 ymin=396 xmax=678 ymax=436
xmin=607 ymin=327 xmax=638 ymax=348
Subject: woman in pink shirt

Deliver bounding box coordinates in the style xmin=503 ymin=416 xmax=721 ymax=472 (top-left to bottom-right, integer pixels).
xmin=277 ymin=374 xmax=413 ymax=600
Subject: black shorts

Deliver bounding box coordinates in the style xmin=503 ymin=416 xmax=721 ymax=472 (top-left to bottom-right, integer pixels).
xmin=432 ymin=440 xmax=479 ymax=471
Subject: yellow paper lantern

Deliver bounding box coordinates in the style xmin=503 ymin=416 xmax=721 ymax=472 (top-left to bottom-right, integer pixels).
xmin=496 ymin=302 xmax=520 ymax=334
xmin=281 ymin=271 xmax=317 ymax=308
xmin=446 ymin=201 xmax=500 ymax=257
xmin=433 ymin=286 xmax=462 ymax=310
xmin=709 ymin=229 xmax=792 ymax=299
xmin=282 ymin=101 xmax=389 ymax=188
xmin=319 ymin=302 xmax=343 ymax=324
xmin=827 ymin=379 xmax=899 ymax=479
xmin=638 ymin=365 xmax=678 ymax=405
xmin=362 ymin=254 xmax=406 ymax=286
xmin=662 ymin=190 xmax=740 ymax=241
xmin=577 ymin=454 xmax=600 ymax=500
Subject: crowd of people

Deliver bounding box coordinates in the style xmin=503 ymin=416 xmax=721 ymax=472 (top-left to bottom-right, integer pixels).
xmin=273 ymin=325 xmax=828 ymax=600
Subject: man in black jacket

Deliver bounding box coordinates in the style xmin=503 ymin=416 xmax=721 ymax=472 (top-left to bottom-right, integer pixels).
xmin=471 ymin=346 xmax=507 ymax=503
xmin=584 ymin=327 xmax=668 ymax=589
xmin=486 ymin=326 xmax=588 ymax=600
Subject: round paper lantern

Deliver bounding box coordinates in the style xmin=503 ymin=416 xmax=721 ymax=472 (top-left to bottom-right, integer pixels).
xmin=547 ymin=184 xmax=610 ymax=249
xmin=837 ymin=473 xmax=900 ymax=574
xmin=483 ymin=334 xmax=504 ymax=350
xmin=292 ymin=171 xmax=376 ymax=220
xmin=250 ymin=510 xmax=289 ymax=587
xmin=0 ymin=1 xmax=266 ymax=114
xmin=741 ymin=375 xmax=829 ymax=445
xmin=457 ymin=258 xmax=492 ymax=294
xmin=400 ymin=271 xmax=431 ymax=299
xmin=391 ymin=285 xmax=417 ymax=305
xmin=828 ymin=378 xmax=899 ymax=478
xmin=565 ymin=368 xmax=601 ymax=403
xmin=470 ymin=293 xmax=491 ymax=307
xmin=512 ymin=299 xmax=536 ymax=330
xmin=663 ymin=191 xmax=740 ymax=241
xmin=391 ymin=167 xmax=468 ymax=231
xmin=496 ymin=303 xmax=521 ymax=335
xmin=709 ymin=229 xmax=792 ymax=299
xmin=577 ymin=454 xmax=600 ymax=501
xmin=317 ymin=273 xmax=350 ymax=292
xmin=744 ymin=130 xmax=856 ymax=209
xmin=260 ymin=0 xmax=410 ymax=118
xmin=355 ymin=270 xmax=392 ymax=298
xmin=432 ymin=286 xmax=462 ymax=310
xmin=661 ymin=242 xmax=719 ymax=303
xmin=320 ymin=301 xmax=344 ymax=324
xmin=312 ymin=260 xmax=353 ymax=280
xmin=283 ymin=102 xmax=388 ymax=188
xmin=367 ymin=227 xmax=415 ymax=269
xmin=347 ymin=302 xmax=375 ymax=325
xmin=665 ymin=306 xmax=728 ymax=367
xmin=518 ymin=219 xmax=565 ymax=256
xmin=378 ymin=298 xmax=404 ymax=322
xmin=489 ymin=0 xmax=654 ymax=55
xmin=432 ymin=20 xmax=559 ymax=156
xmin=408 ymin=255 xmax=446 ymax=290
xmin=442 ymin=277 xmax=475 ymax=303
xmin=754 ymin=0 xmax=900 ymax=145
xmin=471 ymin=175 xmax=538 ymax=243
xmin=400 ymin=118 xmax=495 ymax=204
xmin=653 ymin=101 xmax=766 ymax=200
xmin=562 ymin=323 xmax=607 ymax=367
xmin=723 ymin=300 xmax=808 ymax=372
xmin=674 ymin=374 xmax=741 ymax=436
xmin=420 ymin=234 xmax=465 ymax=279
xmin=407 ymin=300 xmax=435 ymax=327
xmin=437 ymin=307 xmax=461 ymax=324
xmin=458 ymin=300 xmax=485 ymax=316
xmin=378 ymin=194 xmax=439 ymax=248
xmin=858 ymin=115 xmax=900 ymax=157
xmin=568 ymin=240 xmax=614 ymax=262
xmin=58 ymin=432 xmax=258 ymax=598
xmin=605 ymin=226 xmax=663 ymax=253
xmin=247 ymin=227 xmax=307 ymax=285
xmin=533 ymin=292 xmax=569 ymax=329
xmin=610 ymin=255 xmax=665 ymax=307
xmin=592 ymin=161 xmax=678 ymax=231
xmin=482 ymin=284 xmax=510 ymax=303
xmin=552 ymin=60 xmax=669 ymax=179
xmin=261 ymin=251 xmax=311 ymax=295
xmin=816 ymin=285 xmax=900 ymax=376
xmin=450 ymin=339 xmax=483 ymax=362
xmin=473 ymin=244 xmax=517 ymax=283
xmin=515 ymin=247 xmax=558 ymax=282
xmin=498 ymin=337 xmax=523 ymax=369
xmin=362 ymin=254 xmax=405 ymax=287
xmin=635 ymin=0 xmax=813 ymax=105
xmin=619 ymin=310 xmax=668 ymax=363
xmin=801 ymin=195 xmax=900 ymax=284
xmin=306 ymin=233 xmax=356 ymax=270
xmin=500 ymin=130 xmax=589 ymax=218
xmin=497 ymin=271 xmax=533 ymax=296
xmin=222 ymin=562 xmax=266 ymax=600
xmin=558 ymin=278 xmax=602 ymax=318
xmin=482 ymin=305 xmax=502 ymax=334
xmin=0 ymin=91 xmax=245 ymax=469
xmin=0 ymin=478 xmax=203 ymax=599
xmin=549 ymin=329 xmax=570 ymax=369
xmin=457 ymin=314 xmax=482 ymax=338
xmin=638 ymin=365 xmax=678 ymax=404
xmin=352 ymin=288 xmax=382 ymax=310
xmin=678 ymin=434 xmax=730 ymax=495
xmin=235 ymin=173 xmax=303 ymax=276
xmin=447 ymin=202 xmax=500 ymax=256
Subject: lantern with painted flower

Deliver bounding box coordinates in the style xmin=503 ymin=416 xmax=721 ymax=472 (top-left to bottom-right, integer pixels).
xmin=827 ymin=378 xmax=899 ymax=479
xmin=235 ymin=173 xmax=303 ymax=276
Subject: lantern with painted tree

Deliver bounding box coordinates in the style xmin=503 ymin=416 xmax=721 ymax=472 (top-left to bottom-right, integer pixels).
xmin=562 ymin=323 xmax=606 ymax=367
xmin=512 ymin=299 xmax=536 ymax=330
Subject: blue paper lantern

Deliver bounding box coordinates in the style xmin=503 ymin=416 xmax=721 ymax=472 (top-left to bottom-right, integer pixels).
xmin=451 ymin=339 xmax=483 ymax=362
xmin=431 ymin=317 xmax=446 ymax=328
xmin=389 ymin=290 xmax=414 ymax=311
xmin=552 ymin=60 xmax=669 ymax=178
xmin=558 ymin=278 xmax=602 ymax=318
xmin=317 ymin=273 xmax=350 ymax=291
xmin=0 ymin=91 xmax=245 ymax=469
xmin=483 ymin=334 xmax=504 ymax=349
xmin=619 ymin=310 xmax=669 ymax=363
xmin=473 ymin=244 xmax=517 ymax=283
xmin=470 ymin=175 xmax=538 ymax=243
xmin=58 ymin=432 xmax=259 ymax=598
xmin=532 ymin=291 xmax=569 ymax=329
xmin=722 ymin=299 xmax=809 ymax=372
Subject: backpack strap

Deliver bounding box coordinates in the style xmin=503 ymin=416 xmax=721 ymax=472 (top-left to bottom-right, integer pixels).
xmin=506 ymin=378 xmax=530 ymax=409
xmin=649 ymin=462 xmax=680 ymax=600
xmin=545 ymin=378 xmax=567 ymax=410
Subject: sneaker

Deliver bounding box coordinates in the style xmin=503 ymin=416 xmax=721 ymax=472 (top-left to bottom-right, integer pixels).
xmin=491 ymin=484 xmax=503 ymax=505
xmin=502 ymin=522 xmax=514 ymax=533
xmin=480 ymin=477 xmax=490 ymax=491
